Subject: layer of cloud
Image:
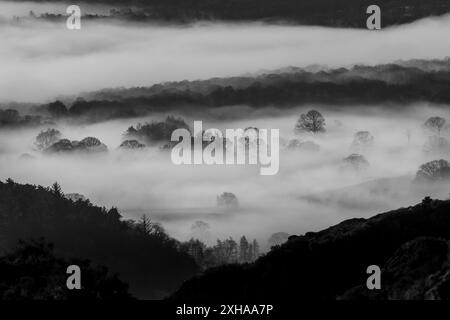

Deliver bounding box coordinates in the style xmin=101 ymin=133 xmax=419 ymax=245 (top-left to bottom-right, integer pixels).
xmin=0 ymin=7 xmax=450 ymax=102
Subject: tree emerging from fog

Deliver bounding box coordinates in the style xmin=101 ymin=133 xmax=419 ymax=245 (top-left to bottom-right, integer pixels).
xmin=125 ymin=116 xmax=190 ymax=144
xmin=415 ymin=159 xmax=450 ymax=182
xmin=423 ymin=136 xmax=450 ymax=156
xmin=180 ymin=235 xmax=260 ymax=269
xmin=342 ymin=154 xmax=369 ymax=171
xmin=351 ymin=131 xmax=374 ymax=153
xmin=295 ymin=110 xmax=326 ymax=134
xmin=119 ymin=140 xmax=146 ymax=150
xmin=217 ymin=192 xmax=239 ymax=210
xmin=423 ymin=116 xmax=446 ymax=136
xmin=35 ymin=128 xmax=62 ymax=150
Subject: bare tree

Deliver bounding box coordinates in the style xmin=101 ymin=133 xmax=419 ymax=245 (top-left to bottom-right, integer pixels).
xmin=35 ymin=128 xmax=62 ymax=150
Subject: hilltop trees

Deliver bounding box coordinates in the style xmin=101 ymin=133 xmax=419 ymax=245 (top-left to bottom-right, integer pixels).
xmin=119 ymin=140 xmax=145 ymax=150
xmin=0 ymin=109 xmax=41 ymax=127
xmin=180 ymin=236 xmax=261 ymax=270
xmin=295 ymin=110 xmax=326 ymax=134
xmin=415 ymin=159 xmax=450 ymax=182
xmin=125 ymin=116 xmax=190 ymax=144
xmin=46 ymin=101 xmax=68 ymax=118
xmin=45 ymin=137 xmax=108 ymax=153
xmin=35 ymin=128 xmax=62 ymax=150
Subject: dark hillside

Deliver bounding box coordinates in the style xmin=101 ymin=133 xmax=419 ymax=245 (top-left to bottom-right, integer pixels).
xmin=0 ymin=180 xmax=199 ymax=299
xmin=171 ymin=198 xmax=450 ymax=300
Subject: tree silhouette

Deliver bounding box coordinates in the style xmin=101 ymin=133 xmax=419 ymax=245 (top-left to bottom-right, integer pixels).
xmin=0 ymin=239 xmax=132 ymax=300
xmin=217 ymin=192 xmax=239 ymax=210
xmin=416 ymin=159 xmax=450 ymax=182
xmin=295 ymin=110 xmax=326 ymax=134
xmin=35 ymin=128 xmax=62 ymax=150
xmin=351 ymin=131 xmax=374 ymax=153
xmin=239 ymin=236 xmax=249 ymax=263
xmin=424 ymin=117 xmax=446 ymax=136
xmin=0 ymin=180 xmax=199 ymax=299
xmin=342 ymin=154 xmax=369 ymax=171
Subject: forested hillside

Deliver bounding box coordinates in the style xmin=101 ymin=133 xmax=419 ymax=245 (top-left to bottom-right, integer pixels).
xmin=0 ymin=180 xmax=199 ymax=299
xmin=27 ymin=60 xmax=450 ymax=124
xmin=11 ymin=0 xmax=450 ymax=27
xmin=171 ymin=197 xmax=450 ymax=300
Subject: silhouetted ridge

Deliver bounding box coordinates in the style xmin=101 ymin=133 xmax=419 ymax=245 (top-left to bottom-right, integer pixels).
xmin=11 ymin=0 xmax=450 ymax=27
xmin=171 ymin=198 xmax=450 ymax=300
xmin=0 ymin=180 xmax=199 ymax=299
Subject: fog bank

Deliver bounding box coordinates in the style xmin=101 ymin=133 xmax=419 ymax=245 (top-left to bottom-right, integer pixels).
xmin=1 ymin=9 xmax=450 ymax=102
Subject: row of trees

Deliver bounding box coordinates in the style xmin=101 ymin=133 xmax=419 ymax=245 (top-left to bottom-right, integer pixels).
xmin=295 ymin=110 xmax=449 ymax=138
xmin=13 ymin=63 xmax=450 ymax=125
xmin=180 ymin=236 xmax=260 ymax=270
xmin=34 ymin=129 xmax=108 ymax=154
xmin=24 ymin=0 xmax=450 ymax=28
xmin=0 ymin=109 xmax=42 ymax=128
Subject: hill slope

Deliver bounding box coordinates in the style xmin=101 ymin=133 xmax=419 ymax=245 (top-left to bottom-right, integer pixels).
xmin=171 ymin=197 xmax=450 ymax=300
xmin=0 ymin=179 xmax=199 ymax=299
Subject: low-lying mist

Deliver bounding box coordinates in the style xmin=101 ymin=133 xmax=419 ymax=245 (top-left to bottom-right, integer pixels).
xmin=1 ymin=104 xmax=449 ymax=250
xmin=1 ymin=6 xmax=450 ymax=102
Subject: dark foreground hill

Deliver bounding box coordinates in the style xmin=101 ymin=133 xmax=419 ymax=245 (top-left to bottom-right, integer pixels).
xmin=171 ymin=197 xmax=450 ymax=300
xmin=0 ymin=180 xmax=199 ymax=299
xmin=0 ymin=239 xmax=133 ymax=299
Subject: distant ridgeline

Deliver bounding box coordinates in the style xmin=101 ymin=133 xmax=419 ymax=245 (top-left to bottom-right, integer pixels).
xmin=11 ymin=0 xmax=450 ymax=27
xmin=44 ymin=59 xmax=450 ymax=122
xmin=2 ymin=59 xmax=450 ymax=126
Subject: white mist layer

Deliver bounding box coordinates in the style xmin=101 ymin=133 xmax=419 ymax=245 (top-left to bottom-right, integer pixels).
xmin=0 ymin=9 xmax=450 ymax=102
xmin=1 ymin=105 xmax=449 ymax=249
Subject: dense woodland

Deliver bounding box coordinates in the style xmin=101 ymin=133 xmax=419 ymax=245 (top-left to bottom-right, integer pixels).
xmin=2 ymin=61 xmax=450 ymax=127
xmin=0 ymin=180 xmax=199 ymax=299
xmin=11 ymin=0 xmax=450 ymax=27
